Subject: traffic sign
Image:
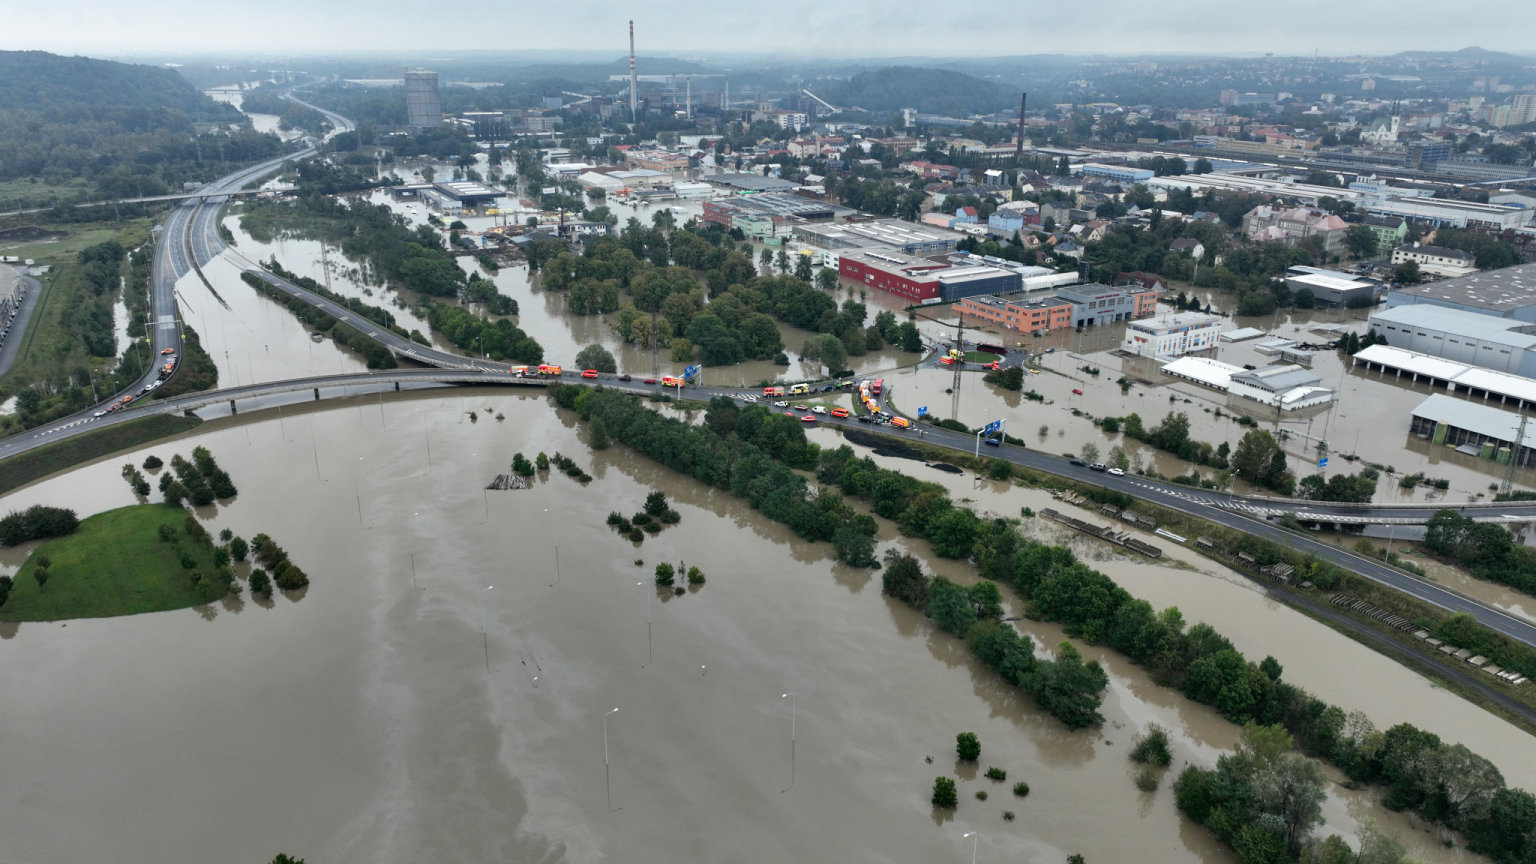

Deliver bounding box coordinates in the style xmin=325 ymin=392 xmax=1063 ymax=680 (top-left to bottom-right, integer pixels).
xmin=918 ymin=406 xmax=928 ymax=417
xmin=983 ymin=419 xmax=1003 ymax=436
xmin=683 ymin=364 xmax=701 ymax=380
xmin=1318 ymin=457 xmax=1328 ymax=468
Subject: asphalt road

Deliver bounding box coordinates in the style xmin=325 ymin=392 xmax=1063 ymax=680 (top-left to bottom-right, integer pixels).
xmin=6 ymin=95 xmax=1536 ymax=653
xmin=0 ymin=272 xmax=40 ymax=379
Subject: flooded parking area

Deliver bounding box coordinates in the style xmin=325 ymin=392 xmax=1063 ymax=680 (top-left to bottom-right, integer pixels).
xmin=0 ymin=390 xmax=1519 ymax=862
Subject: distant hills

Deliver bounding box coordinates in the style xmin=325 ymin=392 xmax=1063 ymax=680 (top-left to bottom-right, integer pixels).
xmin=0 ymin=51 xmax=234 ymax=117
xmin=820 ymin=66 xmax=1018 ymax=116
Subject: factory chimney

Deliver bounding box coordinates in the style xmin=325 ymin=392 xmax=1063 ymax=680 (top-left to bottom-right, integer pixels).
xmin=629 ymin=21 xmax=639 ymax=124
xmin=1015 ymin=92 xmax=1027 ymax=161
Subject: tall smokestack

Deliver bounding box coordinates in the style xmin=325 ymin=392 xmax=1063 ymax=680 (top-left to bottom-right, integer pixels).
xmin=629 ymin=21 xmax=638 ymax=124
xmin=1015 ymin=92 xmax=1027 ymax=161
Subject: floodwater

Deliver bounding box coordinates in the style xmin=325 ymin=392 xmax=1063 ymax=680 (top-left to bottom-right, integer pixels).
xmin=0 ymin=392 xmax=1525 ymax=862
xmin=919 ymin=302 xmax=1536 ymax=502
xmin=209 ymin=187 xmax=917 ymax=386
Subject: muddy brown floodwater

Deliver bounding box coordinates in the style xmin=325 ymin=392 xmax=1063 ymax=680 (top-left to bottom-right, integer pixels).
xmin=0 ymin=391 xmax=1520 ymax=862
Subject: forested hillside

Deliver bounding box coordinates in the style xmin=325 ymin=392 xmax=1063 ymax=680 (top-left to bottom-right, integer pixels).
xmin=821 ymin=66 xmax=1017 ymax=116
xmin=0 ymin=51 xmax=284 ymax=206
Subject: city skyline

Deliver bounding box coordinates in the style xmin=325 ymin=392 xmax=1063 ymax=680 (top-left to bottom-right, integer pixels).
xmin=8 ymin=0 xmax=1536 ymax=61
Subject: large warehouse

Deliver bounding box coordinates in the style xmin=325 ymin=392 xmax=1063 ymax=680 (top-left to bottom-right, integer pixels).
xmin=837 ymin=250 xmax=1019 ymax=303
xmin=1368 ymin=304 xmax=1536 ymax=377
xmin=1384 ymin=263 xmax=1536 ymax=322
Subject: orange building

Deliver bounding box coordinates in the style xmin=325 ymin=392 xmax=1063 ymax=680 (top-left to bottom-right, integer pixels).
xmin=956 ymin=294 xmax=1074 ymax=333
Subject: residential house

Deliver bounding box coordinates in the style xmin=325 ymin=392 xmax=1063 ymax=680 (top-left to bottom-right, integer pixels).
xmin=1115 ymin=271 xmax=1167 ymax=295
xmin=1391 ymin=243 xmax=1478 ymax=278
xmin=1169 ymin=237 xmax=1206 ymax=259
xmin=988 ymin=200 xmax=1041 ymax=233
xmin=1242 ymin=204 xmax=1350 ymax=254
xmin=1359 ymin=214 xmax=1408 ymax=251
xmin=954 ymin=206 xmax=979 ymax=225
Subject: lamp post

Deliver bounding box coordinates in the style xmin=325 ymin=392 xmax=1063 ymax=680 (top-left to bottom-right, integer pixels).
xmin=603 ymin=707 xmax=620 ymax=811
xmin=637 ymin=581 xmax=653 ymax=667
xmin=603 ymin=707 xmax=619 ymax=765
xmin=480 ymin=585 xmax=494 ymax=672
xmin=963 ymin=831 xmax=979 ymax=864
xmin=780 ymin=691 xmax=796 ymax=793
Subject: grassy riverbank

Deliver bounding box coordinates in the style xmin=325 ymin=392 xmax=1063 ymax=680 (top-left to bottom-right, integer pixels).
xmin=0 ymin=414 xmax=201 ymax=495
xmin=1 ymin=503 xmax=220 ymax=621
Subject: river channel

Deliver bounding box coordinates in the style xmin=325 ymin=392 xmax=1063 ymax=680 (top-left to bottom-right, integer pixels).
xmin=0 ymin=390 xmax=1523 ymax=863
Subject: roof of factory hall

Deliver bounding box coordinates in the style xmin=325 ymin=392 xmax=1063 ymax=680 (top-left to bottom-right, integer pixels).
xmin=1391 ymin=262 xmax=1536 ymax=313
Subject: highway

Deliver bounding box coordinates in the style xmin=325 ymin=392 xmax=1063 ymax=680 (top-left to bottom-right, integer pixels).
xmin=7 ymin=96 xmax=1536 ymax=653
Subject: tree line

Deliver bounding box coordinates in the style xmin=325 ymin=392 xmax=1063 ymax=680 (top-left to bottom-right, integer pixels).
xmin=1425 ymin=509 xmax=1536 ymax=598
xmin=565 ymin=384 xmax=1536 ymax=864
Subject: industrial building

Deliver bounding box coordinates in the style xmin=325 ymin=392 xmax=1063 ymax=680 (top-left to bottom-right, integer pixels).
xmin=1361 ymin=196 xmax=1535 ymax=231
xmin=1122 ymin=311 xmax=1224 ymax=358
xmin=389 ymin=180 xmax=503 ymax=212
xmin=703 ymin=173 xmax=800 ymax=193
xmin=1284 ymin=268 xmax=1381 ymax=307
xmin=1227 ymin=365 xmax=1334 ymax=411
xmin=1078 ymin=163 xmax=1155 ymax=184
xmin=700 ymin=194 xmax=842 ymax=239
xmin=1352 ymin=343 xmax=1536 ymax=412
xmin=837 ymin=251 xmax=1017 ymax=303
xmin=404 ymin=69 xmax=442 ymax=130
xmin=622 ymin=149 xmax=691 ymax=175
xmin=956 ymin=294 xmax=1073 ymax=333
xmin=796 ymin=219 xmax=961 ymax=257
xmin=1056 ymin=283 xmax=1158 ymax=327
xmin=1368 ymin=304 xmax=1536 ymax=377
xmin=1411 ymin=394 xmax=1536 ymax=467
xmin=1384 ymin=263 xmax=1536 ymax=322
xmin=1158 ymin=357 xmax=1333 ymax=410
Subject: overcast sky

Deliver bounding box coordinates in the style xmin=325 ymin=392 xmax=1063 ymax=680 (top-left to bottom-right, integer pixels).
xmin=7 ymin=0 xmax=1535 ymax=60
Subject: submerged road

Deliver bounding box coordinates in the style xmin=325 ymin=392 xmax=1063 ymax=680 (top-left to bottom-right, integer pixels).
xmin=5 ymin=97 xmax=1536 ymax=653
xmin=10 ymin=363 xmax=1536 ymax=651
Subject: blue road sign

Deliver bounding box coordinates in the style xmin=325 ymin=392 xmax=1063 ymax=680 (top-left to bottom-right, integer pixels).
xmin=918 ymin=406 xmax=928 ymax=417
xmin=1318 ymin=457 xmax=1328 ymax=468
xmin=983 ymin=419 xmax=1003 ymax=436
xmin=683 ymin=364 xmax=701 ymax=380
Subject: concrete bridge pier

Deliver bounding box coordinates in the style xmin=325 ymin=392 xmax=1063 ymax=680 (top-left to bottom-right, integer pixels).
xmin=395 ymin=382 xmax=401 ymax=391
xmin=314 ymin=388 xmax=321 ymax=401
xmin=229 ymin=400 xmax=237 ymax=414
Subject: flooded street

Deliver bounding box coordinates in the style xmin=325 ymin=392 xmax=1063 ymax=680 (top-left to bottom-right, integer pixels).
xmin=0 ymin=391 xmax=1523 ymax=862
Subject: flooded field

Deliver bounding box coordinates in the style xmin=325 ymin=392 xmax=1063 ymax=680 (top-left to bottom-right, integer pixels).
xmin=0 ymin=391 xmax=1523 ymax=862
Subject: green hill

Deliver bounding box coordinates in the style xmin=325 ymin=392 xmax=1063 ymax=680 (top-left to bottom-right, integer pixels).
xmin=821 ymin=66 xmax=1017 ymax=116
xmin=0 ymin=51 xmax=227 ymax=115
xmin=0 ymin=51 xmax=282 ymax=206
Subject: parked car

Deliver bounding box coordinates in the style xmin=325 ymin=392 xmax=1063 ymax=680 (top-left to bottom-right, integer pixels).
xmin=800 ymin=414 xmax=816 ymax=423
xmin=618 ymin=374 xmax=632 ymax=381
xmin=830 ymin=408 xmax=849 ymax=418
xmin=1107 ymin=467 xmax=1125 ymax=476
xmin=161 ymin=347 xmax=175 ymax=355
xmin=644 ymin=378 xmax=657 ymax=384
xmin=1069 ymin=458 xmax=1087 ymax=467
xmin=1089 ymin=463 xmax=1107 ymax=472
xmin=581 ymin=369 xmax=599 ymax=378
xmin=1072 ymin=388 xmax=1083 ymax=395
xmin=773 ymin=401 xmax=788 ymax=408
xmin=811 ymin=406 xmax=827 ymax=414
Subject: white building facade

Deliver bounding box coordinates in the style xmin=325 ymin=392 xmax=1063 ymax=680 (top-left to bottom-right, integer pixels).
xmin=1122 ymin=311 xmax=1224 ymax=358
